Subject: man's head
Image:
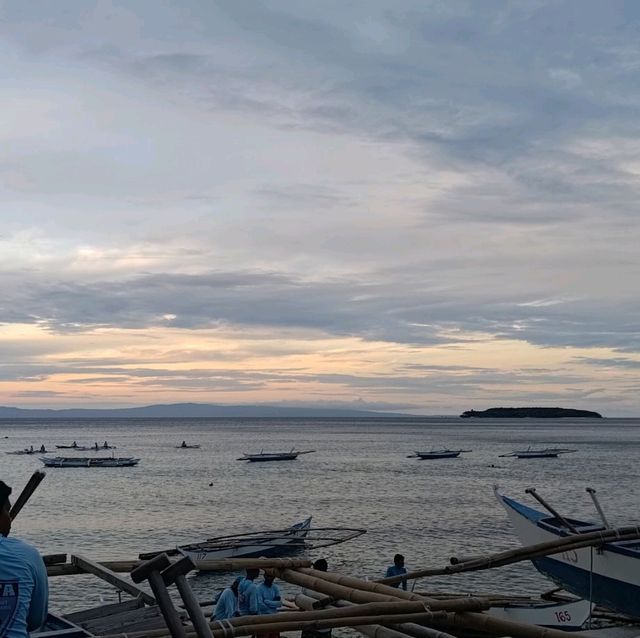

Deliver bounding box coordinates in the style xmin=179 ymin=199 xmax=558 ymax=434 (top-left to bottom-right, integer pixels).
xmin=0 ymin=481 xmax=12 ymax=537
xmin=313 ymin=558 xmax=328 ymax=572
xmin=394 ymin=553 xmax=404 ymax=567
xmin=263 ymin=570 xmax=275 ymax=587
xmin=245 ymin=567 xmax=260 ymax=581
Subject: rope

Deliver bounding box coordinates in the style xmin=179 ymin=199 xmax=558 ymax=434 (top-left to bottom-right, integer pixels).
xmin=588 ymin=546 xmax=594 ymax=630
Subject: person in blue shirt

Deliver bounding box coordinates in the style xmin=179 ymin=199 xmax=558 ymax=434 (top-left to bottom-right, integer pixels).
xmin=237 ymin=568 xmax=259 ymax=616
xmin=212 ymin=576 xmax=241 ymax=621
xmin=0 ymin=480 xmax=48 ymax=638
xmin=256 ymin=572 xmax=281 ymax=615
xmin=385 ymin=553 xmax=407 ymax=591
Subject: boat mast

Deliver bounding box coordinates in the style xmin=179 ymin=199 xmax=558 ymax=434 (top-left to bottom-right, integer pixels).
xmin=586 ymin=487 xmax=611 ymax=529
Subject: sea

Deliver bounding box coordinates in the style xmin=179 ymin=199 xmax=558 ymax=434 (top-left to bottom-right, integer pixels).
xmin=1 ymin=417 xmax=639 ymax=614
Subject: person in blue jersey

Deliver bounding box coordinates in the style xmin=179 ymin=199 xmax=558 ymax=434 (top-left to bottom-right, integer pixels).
xmin=212 ymin=576 xmax=241 ymax=621
xmin=0 ymin=481 xmax=48 ymax=638
xmin=385 ymin=553 xmax=407 ymax=590
xmin=237 ymin=568 xmax=259 ymax=616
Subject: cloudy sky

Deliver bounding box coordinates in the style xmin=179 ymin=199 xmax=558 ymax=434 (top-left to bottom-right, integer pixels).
xmin=1 ymin=1 xmax=639 ymax=415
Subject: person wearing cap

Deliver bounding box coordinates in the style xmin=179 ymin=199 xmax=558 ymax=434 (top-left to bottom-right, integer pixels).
xmin=0 ymin=480 xmax=48 ymax=638
xmin=212 ymin=576 xmax=241 ymax=621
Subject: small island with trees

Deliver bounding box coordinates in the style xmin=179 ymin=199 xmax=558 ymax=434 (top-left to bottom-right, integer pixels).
xmin=460 ymin=407 xmax=602 ymax=419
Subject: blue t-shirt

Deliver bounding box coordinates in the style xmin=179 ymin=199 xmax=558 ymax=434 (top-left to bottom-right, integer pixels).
xmin=212 ymin=588 xmax=237 ymax=621
xmin=256 ymin=582 xmax=281 ymax=615
xmin=237 ymin=579 xmax=258 ymax=616
xmin=385 ymin=564 xmax=407 ymax=590
xmin=0 ymin=536 xmax=48 ymax=638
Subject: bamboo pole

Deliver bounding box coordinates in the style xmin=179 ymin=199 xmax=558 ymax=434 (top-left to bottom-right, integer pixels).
xmin=380 ymin=524 xmax=640 ymax=586
xmin=47 ymin=556 xmax=312 ymax=577
xmin=284 ymin=567 xmax=579 ymax=638
xmin=296 ymin=593 xmax=458 ymax=638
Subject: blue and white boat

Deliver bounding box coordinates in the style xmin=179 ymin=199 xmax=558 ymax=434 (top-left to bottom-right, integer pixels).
xmin=496 ymin=488 xmax=640 ymax=618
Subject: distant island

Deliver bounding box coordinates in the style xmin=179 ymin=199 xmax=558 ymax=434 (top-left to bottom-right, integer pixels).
xmin=0 ymin=402 xmax=411 ymax=419
xmin=460 ymin=407 xmax=602 ymax=418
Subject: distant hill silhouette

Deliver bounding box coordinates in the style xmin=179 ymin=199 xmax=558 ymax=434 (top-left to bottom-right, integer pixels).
xmin=460 ymin=407 xmax=602 ymax=418
xmin=0 ymin=402 xmax=411 ymax=419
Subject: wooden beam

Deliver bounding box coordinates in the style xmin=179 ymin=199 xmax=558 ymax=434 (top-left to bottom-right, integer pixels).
xmin=71 ymin=555 xmax=155 ymax=605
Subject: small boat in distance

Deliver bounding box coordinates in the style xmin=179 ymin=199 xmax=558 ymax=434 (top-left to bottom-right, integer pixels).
xmin=55 ymin=442 xmax=91 ymax=451
xmin=176 ymin=441 xmax=201 ymax=449
xmin=408 ymin=449 xmax=471 ymax=460
xmin=499 ymin=447 xmax=577 ymax=459
xmin=237 ymin=448 xmax=315 ymax=462
xmin=6 ymin=445 xmax=48 ymax=455
xmin=40 ymin=456 xmax=140 ymax=468
xmin=91 ymin=441 xmax=116 ymax=450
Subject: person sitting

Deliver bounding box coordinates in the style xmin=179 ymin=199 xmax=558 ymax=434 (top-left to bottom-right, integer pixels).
xmin=237 ymin=568 xmax=259 ymax=616
xmin=385 ymin=553 xmax=407 ymax=590
xmin=39 ymin=445 xmax=45 ymax=454
xmin=212 ymin=576 xmax=242 ymax=621
xmin=256 ymin=572 xmax=281 ymax=615
xmin=0 ymin=480 xmax=48 ymax=638
xmin=181 ymin=441 xmax=187 ymax=448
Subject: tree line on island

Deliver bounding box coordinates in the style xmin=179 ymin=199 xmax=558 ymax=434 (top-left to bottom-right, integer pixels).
xmin=460 ymin=407 xmax=603 ymax=418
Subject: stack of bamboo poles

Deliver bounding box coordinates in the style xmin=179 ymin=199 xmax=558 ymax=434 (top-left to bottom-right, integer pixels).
xmin=99 ymin=555 xmax=598 ymax=638
xmin=48 ymin=521 xmax=640 ymax=638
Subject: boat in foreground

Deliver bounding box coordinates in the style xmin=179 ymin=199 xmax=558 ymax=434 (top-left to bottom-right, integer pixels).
xmin=176 ymin=516 xmax=314 ymax=562
xmin=237 ymin=448 xmax=315 ymax=462
xmin=496 ymin=487 xmax=640 ymax=617
xmin=40 ymin=456 xmax=140 ymax=468
xmin=409 ymin=449 xmax=471 ymax=459
xmin=499 ymin=447 xmax=577 ymax=459
xmin=488 ymin=598 xmax=593 ymax=629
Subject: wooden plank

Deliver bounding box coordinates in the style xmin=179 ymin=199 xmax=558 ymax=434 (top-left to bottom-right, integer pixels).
xmin=71 ymin=555 xmax=155 ymax=605
xmin=42 ymin=553 xmax=67 ymax=566
xmin=65 ymin=598 xmax=144 ymax=623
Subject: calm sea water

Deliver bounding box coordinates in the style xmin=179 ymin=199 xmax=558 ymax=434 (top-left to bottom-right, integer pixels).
xmin=1 ymin=417 xmax=639 ymax=613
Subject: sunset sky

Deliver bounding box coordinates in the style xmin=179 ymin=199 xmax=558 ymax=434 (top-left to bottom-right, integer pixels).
xmin=1 ymin=1 xmax=639 ymax=415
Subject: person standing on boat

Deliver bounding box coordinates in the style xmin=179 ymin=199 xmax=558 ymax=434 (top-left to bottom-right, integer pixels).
xmin=212 ymin=576 xmax=241 ymax=621
xmin=238 ymin=568 xmax=260 ymax=616
xmin=0 ymin=481 xmax=48 ymax=638
xmin=385 ymin=554 xmax=407 ymax=590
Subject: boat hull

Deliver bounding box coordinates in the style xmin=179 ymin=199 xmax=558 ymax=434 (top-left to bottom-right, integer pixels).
xmin=178 ymin=517 xmax=312 ymax=565
xmin=415 ymin=451 xmax=461 ymax=459
xmin=40 ymin=457 xmax=140 ymax=468
xmin=488 ymin=598 xmax=593 ymax=629
xmin=497 ymin=490 xmax=640 ymax=617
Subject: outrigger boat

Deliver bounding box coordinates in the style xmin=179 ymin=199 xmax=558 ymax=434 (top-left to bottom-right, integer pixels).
xmin=176 ymin=443 xmax=201 ymax=449
xmin=408 ymin=449 xmax=471 ymax=459
xmin=237 ymin=448 xmax=315 ymax=462
xmin=488 ymin=598 xmax=593 ymax=629
xmin=138 ymin=517 xmax=366 ymax=566
xmin=499 ymin=447 xmax=577 ymax=459
xmin=40 ymin=456 xmax=140 ymax=468
xmin=496 ymin=486 xmax=640 ymax=617
xmin=55 ymin=442 xmax=91 ymax=451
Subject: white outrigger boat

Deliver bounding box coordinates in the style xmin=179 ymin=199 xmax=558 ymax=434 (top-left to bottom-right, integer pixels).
xmin=40 ymin=456 xmax=140 ymax=468
xmin=408 ymin=449 xmax=471 ymax=459
xmin=496 ymin=486 xmax=640 ymax=617
xmin=499 ymin=447 xmax=577 ymax=459
xmin=488 ymin=598 xmax=593 ymax=629
xmin=138 ymin=517 xmax=366 ymax=566
xmin=237 ymin=448 xmax=315 ymax=462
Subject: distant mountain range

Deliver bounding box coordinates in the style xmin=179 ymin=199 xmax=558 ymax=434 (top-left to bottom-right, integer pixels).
xmin=0 ymin=403 xmax=412 ymax=419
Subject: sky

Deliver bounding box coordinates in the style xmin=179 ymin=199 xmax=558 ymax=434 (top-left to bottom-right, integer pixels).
xmin=1 ymin=1 xmax=639 ymax=416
